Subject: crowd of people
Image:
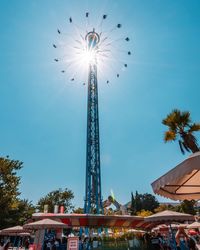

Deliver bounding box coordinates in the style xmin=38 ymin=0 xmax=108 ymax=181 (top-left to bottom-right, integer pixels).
xmin=43 ymin=238 xmax=62 ymax=250
xmin=0 ymin=237 xmax=30 ymax=250
xmin=78 ymin=236 xmax=102 ymax=250
xmin=142 ymin=229 xmax=200 ymax=250
xmin=1 ymin=228 xmax=200 ymax=250
xmin=0 ymin=239 xmax=10 ymax=250
xmin=42 ymin=229 xmax=200 ymax=250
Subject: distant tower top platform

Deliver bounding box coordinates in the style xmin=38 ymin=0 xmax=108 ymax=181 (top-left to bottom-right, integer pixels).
xmin=85 ymin=30 xmax=100 ymax=49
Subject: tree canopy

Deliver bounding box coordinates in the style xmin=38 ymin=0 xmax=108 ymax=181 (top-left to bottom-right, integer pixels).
xmin=0 ymin=156 xmax=76 ymax=228
xmin=129 ymin=191 xmax=159 ymax=215
xmin=0 ymin=156 xmax=34 ymax=228
xmin=36 ymin=188 xmax=74 ymax=213
xmin=73 ymin=207 xmax=84 ymax=214
xmin=176 ymin=200 xmax=196 ymax=215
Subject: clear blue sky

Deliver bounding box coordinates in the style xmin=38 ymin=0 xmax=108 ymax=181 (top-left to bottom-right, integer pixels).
xmin=0 ymin=0 xmax=200 ymax=208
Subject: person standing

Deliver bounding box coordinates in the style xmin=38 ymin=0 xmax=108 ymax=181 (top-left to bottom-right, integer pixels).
xmin=150 ymin=232 xmax=164 ymax=250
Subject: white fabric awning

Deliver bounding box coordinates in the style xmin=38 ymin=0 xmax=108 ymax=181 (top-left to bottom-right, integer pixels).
xmin=145 ymin=210 xmax=194 ymax=223
xmin=0 ymin=226 xmax=27 ymax=236
xmin=23 ymin=218 xmax=69 ymax=230
xmin=187 ymin=221 xmax=200 ymax=229
xmin=151 ymin=152 xmax=200 ymax=200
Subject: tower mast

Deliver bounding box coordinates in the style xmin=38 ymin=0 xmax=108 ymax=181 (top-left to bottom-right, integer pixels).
xmin=84 ymin=31 xmax=103 ymax=214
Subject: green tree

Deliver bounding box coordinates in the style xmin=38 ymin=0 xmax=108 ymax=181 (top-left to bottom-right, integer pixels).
xmin=10 ymin=199 xmax=35 ymax=225
xmin=134 ymin=191 xmax=142 ymax=213
xmin=130 ymin=191 xmax=159 ymax=215
xmin=176 ymin=200 xmax=196 ymax=215
xmin=140 ymin=193 xmax=159 ymax=212
xmin=129 ymin=192 xmax=135 ymax=215
xmin=0 ymin=156 xmax=23 ymax=228
xmin=154 ymin=203 xmax=176 ymax=213
xmin=73 ymin=207 xmax=84 ymax=214
xmin=37 ymin=188 xmax=74 ymax=213
xmin=162 ymin=109 xmax=200 ymax=154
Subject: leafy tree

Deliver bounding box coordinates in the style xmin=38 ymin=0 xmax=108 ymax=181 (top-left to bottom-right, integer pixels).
xmin=73 ymin=207 xmax=84 ymax=214
xmin=130 ymin=191 xmax=159 ymax=215
xmin=0 ymin=156 xmax=23 ymax=228
xmin=140 ymin=193 xmax=159 ymax=212
xmin=175 ymin=200 xmax=196 ymax=215
xmin=37 ymin=188 xmax=74 ymax=213
xmin=134 ymin=191 xmax=142 ymax=213
xmin=10 ymin=199 xmax=35 ymax=225
xmin=162 ymin=109 xmax=200 ymax=154
xmin=154 ymin=203 xmax=176 ymax=213
xmin=129 ymin=192 xmax=135 ymax=215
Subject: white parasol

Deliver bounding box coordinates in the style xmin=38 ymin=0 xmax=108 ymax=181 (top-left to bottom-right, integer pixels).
xmin=0 ymin=226 xmax=27 ymax=236
xmin=187 ymin=221 xmax=200 ymax=229
xmin=145 ymin=210 xmax=194 ymax=223
xmin=23 ymin=218 xmax=68 ymax=230
xmin=152 ymin=152 xmax=200 ymax=200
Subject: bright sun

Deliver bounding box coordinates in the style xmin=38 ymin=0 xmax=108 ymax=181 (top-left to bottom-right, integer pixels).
xmin=80 ymin=49 xmax=97 ymax=65
xmin=53 ymin=14 xmax=131 ymax=84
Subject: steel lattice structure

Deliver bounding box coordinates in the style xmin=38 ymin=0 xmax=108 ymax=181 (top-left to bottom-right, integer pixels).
xmin=53 ymin=13 xmax=131 ymax=215
xmin=85 ymin=60 xmax=102 ymax=214
xmin=84 ymin=31 xmax=103 ymax=214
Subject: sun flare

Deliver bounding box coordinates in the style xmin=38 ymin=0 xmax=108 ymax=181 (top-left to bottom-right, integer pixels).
xmin=53 ymin=13 xmax=131 ymax=84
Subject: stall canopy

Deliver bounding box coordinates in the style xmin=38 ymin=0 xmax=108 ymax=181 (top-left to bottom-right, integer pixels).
xmin=32 ymin=213 xmax=146 ymax=229
xmin=187 ymin=221 xmax=200 ymax=229
xmin=152 ymin=152 xmax=200 ymax=200
xmin=145 ymin=210 xmax=194 ymax=224
xmin=152 ymin=223 xmax=188 ymax=231
xmin=0 ymin=226 xmax=27 ymax=236
xmin=23 ymin=218 xmax=69 ymax=230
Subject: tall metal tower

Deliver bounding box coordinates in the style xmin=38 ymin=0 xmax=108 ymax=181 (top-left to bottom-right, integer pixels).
xmin=84 ymin=31 xmax=103 ymax=214
xmin=53 ymin=13 xmax=131 ymax=215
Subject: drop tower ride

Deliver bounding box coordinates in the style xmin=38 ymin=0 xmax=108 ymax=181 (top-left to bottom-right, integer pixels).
xmin=84 ymin=30 xmax=103 ymax=215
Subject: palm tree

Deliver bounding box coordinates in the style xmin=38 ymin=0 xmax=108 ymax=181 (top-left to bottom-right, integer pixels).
xmin=162 ymin=109 xmax=200 ymax=154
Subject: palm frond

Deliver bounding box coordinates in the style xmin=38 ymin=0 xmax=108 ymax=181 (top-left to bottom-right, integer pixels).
xmin=187 ymin=133 xmax=198 ymax=143
xmin=180 ymin=111 xmax=191 ymax=126
xmin=182 ymin=141 xmax=191 ymax=153
xmin=162 ymin=109 xmax=181 ymax=131
xmin=164 ymin=131 xmax=176 ymax=142
xmin=162 ymin=118 xmax=177 ymax=132
xmin=179 ymin=140 xmax=185 ymax=154
xmin=188 ymin=123 xmax=200 ymax=133
xmin=172 ymin=109 xmax=182 ymax=123
xmin=182 ymin=133 xmax=199 ymax=153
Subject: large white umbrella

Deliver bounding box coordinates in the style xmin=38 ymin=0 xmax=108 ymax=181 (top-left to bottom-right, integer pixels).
xmin=145 ymin=210 xmax=194 ymax=223
xmin=152 ymin=223 xmax=187 ymax=231
xmin=145 ymin=210 xmax=194 ymax=250
xmin=23 ymin=218 xmax=68 ymax=230
xmin=152 ymin=152 xmax=200 ymax=200
xmin=0 ymin=225 xmax=27 ymax=236
xmin=24 ymin=219 xmax=68 ymax=250
xmin=187 ymin=221 xmax=200 ymax=229
xmin=18 ymin=232 xmax=31 ymax=236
